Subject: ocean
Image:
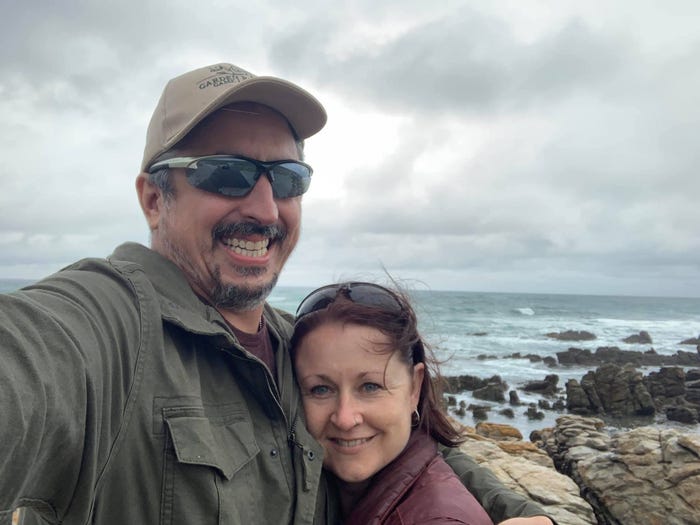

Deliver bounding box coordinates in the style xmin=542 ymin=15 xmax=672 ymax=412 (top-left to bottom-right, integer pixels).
xmin=4 ymin=279 xmax=699 ymax=435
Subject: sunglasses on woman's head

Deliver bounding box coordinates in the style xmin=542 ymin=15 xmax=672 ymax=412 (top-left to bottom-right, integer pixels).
xmin=148 ymin=155 xmax=313 ymax=199
xmin=295 ymin=282 xmax=404 ymax=320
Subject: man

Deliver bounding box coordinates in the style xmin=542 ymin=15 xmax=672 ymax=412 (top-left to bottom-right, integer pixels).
xmin=1 ymin=63 xmax=553 ymax=525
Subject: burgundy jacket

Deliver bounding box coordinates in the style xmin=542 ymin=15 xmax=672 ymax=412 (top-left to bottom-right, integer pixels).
xmin=344 ymin=431 xmax=495 ymax=525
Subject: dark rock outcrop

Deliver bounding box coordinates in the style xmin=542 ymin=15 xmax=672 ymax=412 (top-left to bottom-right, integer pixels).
xmin=546 ymin=330 xmax=596 ymax=341
xmin=565 ymin=363 xmax=655 ymax=417
xmin=556 ymin=346 xmax=700 ymax=366
xmin=622 ymin=330 xmax=652 ymax=344
xmin=444 ymin=374 xmax=506 ymax=393
xmin=473 ymin=381 xmax=507 ymax=402
xmin=522 ymin=374 xmax=559 ymax=396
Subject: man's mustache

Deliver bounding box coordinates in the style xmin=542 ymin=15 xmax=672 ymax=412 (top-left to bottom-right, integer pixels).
xmin=212 ymin=222 xmax=286 ymax=242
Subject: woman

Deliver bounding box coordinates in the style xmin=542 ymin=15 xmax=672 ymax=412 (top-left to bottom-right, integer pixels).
xmin=291 ymin=282 xmax=495 ymax=525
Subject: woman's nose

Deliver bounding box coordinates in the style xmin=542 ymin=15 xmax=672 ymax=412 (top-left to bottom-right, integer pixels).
xmin=330 ymin=394 xmax=362 ymax=430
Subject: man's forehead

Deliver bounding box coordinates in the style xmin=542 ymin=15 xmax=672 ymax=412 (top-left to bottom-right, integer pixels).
xmin=167 ymin=102 xmax=299 ymax=158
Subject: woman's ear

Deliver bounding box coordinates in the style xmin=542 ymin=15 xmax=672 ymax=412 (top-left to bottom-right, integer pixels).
xmin=411 ymin=362 xmax=425 ymax=407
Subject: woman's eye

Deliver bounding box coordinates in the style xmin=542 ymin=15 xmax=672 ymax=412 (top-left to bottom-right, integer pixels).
xmin=361 ymin=382 xmax=382 ymax=394
xmin=309 ymin=384 xmax=331 ymax=397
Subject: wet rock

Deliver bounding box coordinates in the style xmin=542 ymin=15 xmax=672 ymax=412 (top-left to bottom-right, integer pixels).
xmin=666 ymin=405 xmax=699 ymax=424
xmin=523 ymin=374 xmax=559 ymax=396
xmin=565 ymin=364 xmax=655 ymax=417
xmin=525 ymin=404 xmax=545 ymax=420
xmin=543 ymin=356 xmax=558 ymax=367
xmin=680 ymin=335 xmax=700 ymax=345
xmin=622 ymin=330 xmax=652 ymax=344
xmin=444 ymin=374 xmax=505 ymax=393
xmin=556 ymin=346 xmax=699 ymax=367
xmin=470 ymin=405 xmax=490 ymax=421
xmin=546 ymin=330 xmax=597 ymax=341
xmin=473 ymin=379 xmax=507 ymax=403
xmin=499 ymin=408 xmax=515 ymax=418
xmin=508 ymin=389 xmax=521 ymax=406
xmin=644 ymin=366 xmax=686 ymax=402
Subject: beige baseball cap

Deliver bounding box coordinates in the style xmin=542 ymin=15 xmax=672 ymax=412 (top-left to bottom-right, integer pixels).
xmin=141 ymin=63 xmax=327 ymax=172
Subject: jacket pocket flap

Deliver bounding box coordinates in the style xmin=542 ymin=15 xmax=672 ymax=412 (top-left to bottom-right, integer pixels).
xmin=165 ymin=415 xmax=253 ymax=480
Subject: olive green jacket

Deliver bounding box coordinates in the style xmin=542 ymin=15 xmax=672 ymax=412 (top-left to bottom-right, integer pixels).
xmin=1 ymin=243 xmax=323 ymax=525
xmin=1 ymin=242 xmax=548 ymax=525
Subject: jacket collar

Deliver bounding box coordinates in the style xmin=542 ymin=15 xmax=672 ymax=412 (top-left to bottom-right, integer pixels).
xmin=344 ymin=431 xmax=437 ymax=524
xmin=109 ymin=242 xmax=236 ymax=339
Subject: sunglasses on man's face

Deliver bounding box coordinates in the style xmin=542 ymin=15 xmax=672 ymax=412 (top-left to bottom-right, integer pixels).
xmin=148 ymin=155 xmax=313 ymax=199
xmin=295 ymin=282 xmax=404 ymax=320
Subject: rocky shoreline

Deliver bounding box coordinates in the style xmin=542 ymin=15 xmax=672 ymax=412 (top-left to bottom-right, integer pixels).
xmin=444 ymin=338 xmax=700 ymax=427
xmin=445 ymin=334 xmax=700 ymax=524
xmin=460 ymin=415 xmax=700 ymax=524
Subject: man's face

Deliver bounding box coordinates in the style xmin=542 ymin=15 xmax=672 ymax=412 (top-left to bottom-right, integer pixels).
xmin=149 ymin=104 xmax=303 ymax=311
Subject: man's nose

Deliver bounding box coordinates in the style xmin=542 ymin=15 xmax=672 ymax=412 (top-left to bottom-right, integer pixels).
xmin=238 ymin=173 xmax=279 ymax=224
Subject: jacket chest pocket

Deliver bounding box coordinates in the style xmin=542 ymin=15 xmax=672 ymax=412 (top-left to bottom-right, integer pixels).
xmin=160 ymin=405 xmax=259 ymax=525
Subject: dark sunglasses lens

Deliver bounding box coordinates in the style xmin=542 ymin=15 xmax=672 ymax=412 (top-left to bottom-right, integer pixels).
xmin=186 ymin=158 xmax=311 ymax=198
xmin=347 ymin=285 xmax=402 ymax=312
xmin=295 ymin=283 xmax=402 ymax=319
xmin=296 ymin=287 xmax=339 ymax=318
xmin=186 ymin=158 xmax=258 ymax=197
xmin=269 ymin=163 xmax=311 ymax=198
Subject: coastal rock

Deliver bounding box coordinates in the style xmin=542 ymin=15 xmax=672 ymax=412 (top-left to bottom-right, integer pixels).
xmin=566 ymin=364 xmax=700 ymax=424
xmin=499 ymin=408 xmax=515 ymax=418
xmin=535 ymin=415 xmax=700 ymax=524
xmin=680 ymin=335 xmax=700 ymax=345
xmin=556 ymin=346 xmax=700 ymax=367
xmin=522 ymin=374 xmax=559 ymax=396
xmin=475 ymin=422 xmax=523 ymax=441
xmin=444 ymin=374 xmax=506 ymax=393
xmin=686 ymin=371 xmax=700 ymax=406
xmin=546 ymin=330 xmax=596 ymax=341
xmin=473 ymin=380 xmax=507 ymax=403
xmin=460 ymin=427 xmax=597 ymax=525
xmin=543 ymin=356 xmax=558 ymax=367
xmin=644 ymin=366 xmax=686 ymax=403
xmin=622 ymin=330 xmax=652 ymax=344
xmin=509 ymin=390 xmax=522 ymax=406
xmin=565 ymin=363 xmax=655 ymax=417
xmin=666 ymin=405 xmax=699 ymax=424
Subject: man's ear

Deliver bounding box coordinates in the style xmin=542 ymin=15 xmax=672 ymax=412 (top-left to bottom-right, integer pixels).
xmin=136 ymin=173 xmax=164 ymax=230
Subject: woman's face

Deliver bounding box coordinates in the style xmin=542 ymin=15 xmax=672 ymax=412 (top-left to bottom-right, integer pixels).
xmin=294 ymin=322 xmax=424 ymax=483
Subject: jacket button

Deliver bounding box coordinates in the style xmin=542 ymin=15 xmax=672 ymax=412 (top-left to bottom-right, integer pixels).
xmin=306 ymin=450 xmax=315 ymax=460
xmin=270 ymin=449 xmax=278 ymax=457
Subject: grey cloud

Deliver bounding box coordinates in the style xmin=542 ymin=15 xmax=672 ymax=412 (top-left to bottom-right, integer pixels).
xmin=271 ymin=10 xmax=628 ymax=115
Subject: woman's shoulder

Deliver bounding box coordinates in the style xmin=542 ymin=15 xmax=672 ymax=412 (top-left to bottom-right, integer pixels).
xmin=391 ymin=455 xmax=495 ymax=525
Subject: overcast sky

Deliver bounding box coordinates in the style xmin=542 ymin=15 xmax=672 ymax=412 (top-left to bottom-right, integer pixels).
xmin=1 ymin=0 xmax=699 ymax=297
